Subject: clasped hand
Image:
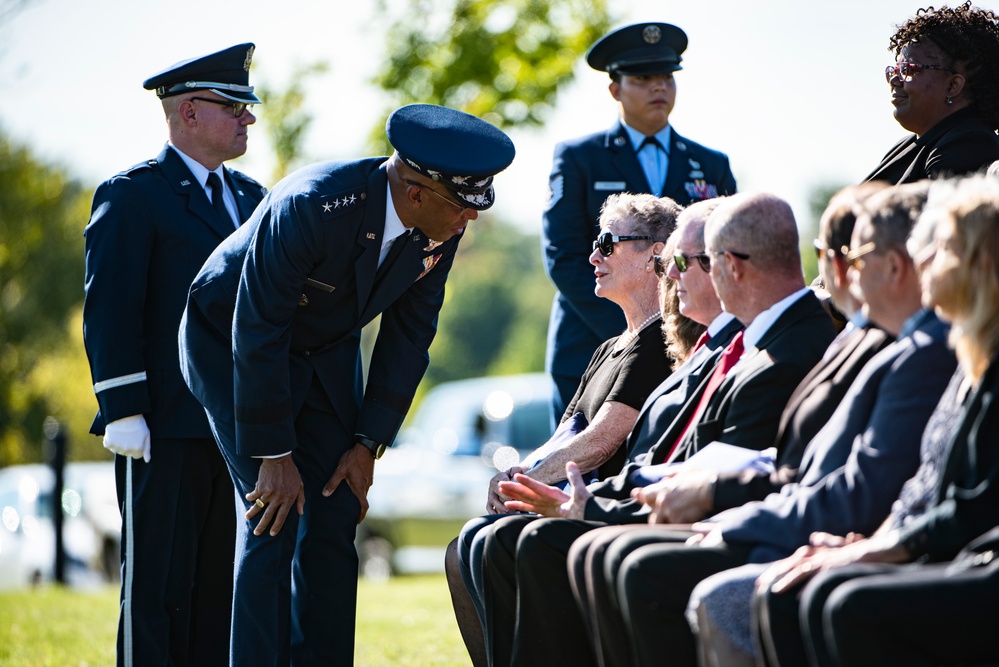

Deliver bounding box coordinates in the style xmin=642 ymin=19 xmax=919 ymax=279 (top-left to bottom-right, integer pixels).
xmin=487 ymin=466 xmax=524 ymax=514
xmin=630 ymin=468 xmax=716 ymax=524
xmin=497 ymin=461 xmax=592 ymax=520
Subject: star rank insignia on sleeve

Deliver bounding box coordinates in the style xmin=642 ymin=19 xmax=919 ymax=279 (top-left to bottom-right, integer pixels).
xmin=319 ymin=189 xmax=366 ymax=221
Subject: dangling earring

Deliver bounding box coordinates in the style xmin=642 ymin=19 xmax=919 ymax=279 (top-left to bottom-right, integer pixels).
xmin=946 ymin=97 xmax=954 ymax=105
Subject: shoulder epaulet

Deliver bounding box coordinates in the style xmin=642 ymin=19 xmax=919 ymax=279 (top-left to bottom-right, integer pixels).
xmin=228 ymin=169 xmax=268 ymax=197
xmin=119 ymin=159 xmax=160 ymax=177
xmin=317 ymin=187 xmax=367 ymax=221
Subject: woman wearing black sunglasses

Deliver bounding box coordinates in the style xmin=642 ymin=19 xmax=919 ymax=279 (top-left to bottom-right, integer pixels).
xmin=482 ymin=193 xmax=679 ymax=510
xmin=866 ymin=3 xmax=999 ymax=184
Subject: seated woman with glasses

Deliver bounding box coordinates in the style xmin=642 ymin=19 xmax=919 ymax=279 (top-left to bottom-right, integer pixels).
xmin=486 ymin=193 xmax=681 ymax=505
xmin=866 ymin=3 xmax=999 ymax=183
xmin=444 ymin=193 xmax=692 ymax=666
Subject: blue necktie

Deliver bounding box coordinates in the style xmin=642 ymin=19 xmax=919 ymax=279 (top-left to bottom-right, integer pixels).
xmin=639 ymin=136 xmax=666 ymax=195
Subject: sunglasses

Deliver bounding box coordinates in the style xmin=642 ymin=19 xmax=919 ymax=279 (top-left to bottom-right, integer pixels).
xmin=593 ymin=232 xmax=651 ymax=257
xmin=675 ymin=250 xmax=751 ymax=272
xmin=884 ymin=61 xmax=953 ymax=83
xmin=673 ymin=252 xmax=712 ymax=273
xmin=404 ymin=179 xmax=466 ymax=210
xmin=190 ymin=96 xmax=254 ymax=118
xmin=842 ymin=241 xmax=878 ymax=269
xmin=652 ymin=255 xmax=671 ymax=278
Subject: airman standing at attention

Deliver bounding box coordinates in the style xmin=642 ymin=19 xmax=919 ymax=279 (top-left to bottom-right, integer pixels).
xmin=543 ymin=22 xmax=737 ymax=425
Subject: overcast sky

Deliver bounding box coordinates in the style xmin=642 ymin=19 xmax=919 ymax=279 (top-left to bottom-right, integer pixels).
xmin=0 ymin=0 xmax=978 ymax=232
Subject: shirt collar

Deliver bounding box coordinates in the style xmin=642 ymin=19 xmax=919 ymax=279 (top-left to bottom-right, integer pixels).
xmin=622 ymin=121 xmax=672 ymax=154
xmin=898 ymin=307 xmax=932 ymax=339
xmin=383 ymin=179 xmax=410 ymax=245
xmin=167 ymin=143 xmax=223 ymax=188
xmin=706 ymin=311 xmax=737 ymax=338
xmin=741 ymin=287 xmax=812 ymax=350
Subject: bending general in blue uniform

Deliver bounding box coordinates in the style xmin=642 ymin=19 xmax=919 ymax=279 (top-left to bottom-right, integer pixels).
xmin=542 ymin=22 xmax=737 ymax=424
xmin=179 ymin=104 xmax=515 ymax=666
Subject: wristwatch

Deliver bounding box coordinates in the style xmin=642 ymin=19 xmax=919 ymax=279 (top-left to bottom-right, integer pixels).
xmin=355 ymin=435 xmax=386 ymax=460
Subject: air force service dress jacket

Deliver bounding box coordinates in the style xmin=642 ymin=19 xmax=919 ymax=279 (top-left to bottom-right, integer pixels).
xmin=542 ymin=120 xmax=737 ymax=401
xmin=180 ymin=157 xmax=457 ymax=457
xmin=84 ymin=145 xmax=266 ymax=438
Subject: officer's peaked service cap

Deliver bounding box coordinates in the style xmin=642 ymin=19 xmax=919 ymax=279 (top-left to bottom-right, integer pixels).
xmin=143 ymin=43 xmax=261 ymax=104
xmin=387 ymin=104 xmax=515 ymax=211
xmin=587 ymin=23 xmax=688 ymax=76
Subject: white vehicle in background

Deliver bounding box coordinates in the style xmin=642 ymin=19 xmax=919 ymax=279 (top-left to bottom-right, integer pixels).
xmin=0 ymin=461 xmax=120 ymax=589
xmin=360 ymin=373 xmax=553 ymax=578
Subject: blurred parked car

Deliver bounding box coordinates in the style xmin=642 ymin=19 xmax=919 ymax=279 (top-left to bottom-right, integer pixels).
xmin=360 ymin=373 xmax=552 ymax=578
xmin=0 ymin=461 xmax=120 ymax=589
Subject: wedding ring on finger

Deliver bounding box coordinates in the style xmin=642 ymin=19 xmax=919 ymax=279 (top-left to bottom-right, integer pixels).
xmin=255 ymin=498 xmax=266 ymax=509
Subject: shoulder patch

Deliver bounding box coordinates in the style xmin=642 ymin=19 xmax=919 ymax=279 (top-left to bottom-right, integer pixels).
xmin=318 ymin=188 xmax=366 ymax=220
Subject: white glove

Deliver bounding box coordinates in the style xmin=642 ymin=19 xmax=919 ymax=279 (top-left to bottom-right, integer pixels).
xmin=104 ymin=414 xmax=151 ymax=462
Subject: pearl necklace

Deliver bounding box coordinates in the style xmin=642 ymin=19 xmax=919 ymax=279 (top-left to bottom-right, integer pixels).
xmin=616 ymin=312 xmax=661 ymax=349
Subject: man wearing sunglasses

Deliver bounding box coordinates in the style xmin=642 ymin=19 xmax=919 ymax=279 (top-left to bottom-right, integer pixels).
xmin=82 ymin=44 xmax=266 ymax=666
xmin=180 ymin=104 xmax=514 ymax=665
xmin=542 ymin=21 xmax=737 ymax=431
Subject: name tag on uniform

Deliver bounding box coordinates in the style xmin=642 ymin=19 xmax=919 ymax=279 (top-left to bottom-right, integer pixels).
xmin=594 ymin=181 xmax=626 ymax=191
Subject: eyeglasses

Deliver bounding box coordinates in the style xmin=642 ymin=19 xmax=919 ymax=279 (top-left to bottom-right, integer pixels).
xmin=842 ymin=241 xmax=878 ymax=269
xmin=593 ymin=232 xmax=651 ymax=257
xmin=190 ymin=96 xmax=254 ymax=118
xmin=813 ymin=238 xmax=840 ymax=260
xmin=700 ymin=250 xmax=751 ymax=270
xmin=404 ymin=179 xmax=466 ymax=210
xmin=673 ymin=252 xmax=712 ymax=273
xmin=884 ymin=61 xmax=953 ymax=83
xmin=652 ymin=255 xmax=671 ymax=277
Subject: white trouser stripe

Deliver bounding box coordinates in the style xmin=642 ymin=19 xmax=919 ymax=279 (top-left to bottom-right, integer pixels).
xmin=123 ymin=456 xmax=134 ymax=666
xmin=94 ymin=371 xmax=147 ymax=394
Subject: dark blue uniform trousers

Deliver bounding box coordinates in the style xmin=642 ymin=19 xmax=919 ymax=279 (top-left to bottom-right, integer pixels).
xmin=208 ymin=379 xmax=361 ymax=666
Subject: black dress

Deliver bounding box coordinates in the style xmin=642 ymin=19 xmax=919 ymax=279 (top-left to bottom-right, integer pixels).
xmin=561 ymin=318 xmax=671 ymax=479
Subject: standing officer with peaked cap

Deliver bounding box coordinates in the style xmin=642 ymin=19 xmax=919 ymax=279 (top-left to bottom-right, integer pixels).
xmin=542 ymin=22 xmax=737 ymax=425
xmin=82 ymin=43 xmax=267 ymax=666
xmin=179 ymin=103 xmax=515 ymax=665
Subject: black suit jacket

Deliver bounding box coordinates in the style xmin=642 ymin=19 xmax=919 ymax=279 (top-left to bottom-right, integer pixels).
xmin=542 ymin=120 xmax=737 ymax=394
xmin=624 ymin=317 xmax=744 ymax=462
xmin=864 ymin=107 xmax=999 ymax=184
xmin=712 ymin=324 xmax=893 ymax=512
xmin=584 ymin=291 xmax=836 ymax=524
xmin=180 ymin=158 xmax=459 ymax=457
xmin=83 ymin=145 xmax=266 ymax=438
xmin=899 ymin=349 xmax=999 ymax=562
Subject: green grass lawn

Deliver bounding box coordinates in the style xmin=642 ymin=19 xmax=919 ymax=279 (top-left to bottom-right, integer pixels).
xmin=0 ymin=575 xmax=470 ymax=666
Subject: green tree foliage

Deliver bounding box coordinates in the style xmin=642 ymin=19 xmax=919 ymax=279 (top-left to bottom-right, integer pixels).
xmin=801 ymin=182 xmax=849 ymax=285
xmin=422 ymin=224 xmax=553 ymax=389
xmin=257 ymin=61 xmax=329 ymax=183
xmin=0 ymin=132 xmax=96 ymax=465
xmin=368 ymin=0 xmax=610 ymax=151
xmin=367 ymin=0 xmax=609 ymax=398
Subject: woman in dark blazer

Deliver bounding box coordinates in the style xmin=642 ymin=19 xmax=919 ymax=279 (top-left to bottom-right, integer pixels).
xmin=865 ymin=4 xmax=999 ymax=184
